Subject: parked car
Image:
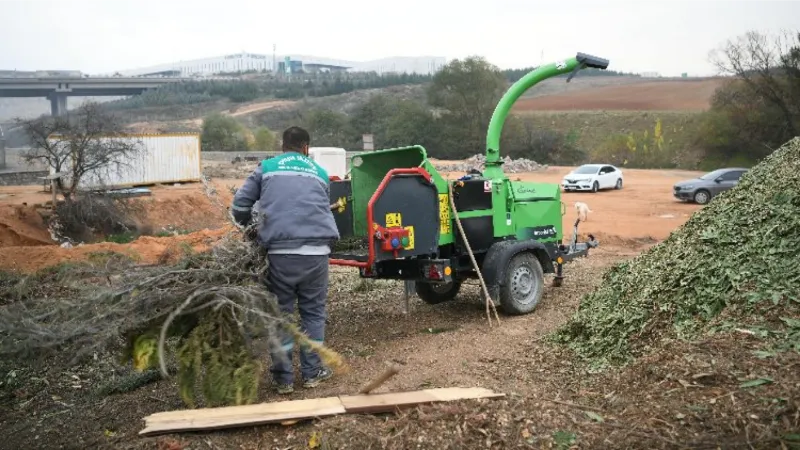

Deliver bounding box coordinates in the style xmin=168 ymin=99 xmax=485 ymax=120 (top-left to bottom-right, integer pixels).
xmin=672 ymin=167 xmax=748 ymax=204
xmin=561 ymin=164 xmax=624 ymax=192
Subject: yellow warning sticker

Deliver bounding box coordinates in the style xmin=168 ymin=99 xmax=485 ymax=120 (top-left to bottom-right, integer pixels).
xmin=385 ymin=212 xmax=402 ymax=228
xmin=404 ymin=226 xmax=415 ymax=250
xmin=438 ymin=194 xmax=451 ymax=234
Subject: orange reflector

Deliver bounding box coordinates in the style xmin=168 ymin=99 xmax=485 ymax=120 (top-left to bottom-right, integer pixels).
xmin=444 ymin=266 xmax=452 ymax=276
xmin=556 ymin=257 xmax=564 ymax=264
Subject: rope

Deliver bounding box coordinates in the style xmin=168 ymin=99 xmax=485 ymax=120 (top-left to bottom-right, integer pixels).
xmin=447 ymin=182 xmax=501 ymax=327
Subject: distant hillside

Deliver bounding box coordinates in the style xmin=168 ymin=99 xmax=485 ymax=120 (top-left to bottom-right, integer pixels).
xmin=1 ymin=74 xmax=724 ymax=151
xmin=118 ymin=84 xmax=428 ymax=134
xmin=515 ymin=75 xmax=651 ymax=99
xmin=514 ymin=77 xmax=726 ymax=111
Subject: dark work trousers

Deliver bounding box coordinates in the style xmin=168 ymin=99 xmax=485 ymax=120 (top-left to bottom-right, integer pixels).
xmin=265 ymin=253 xmax=329 ymax=385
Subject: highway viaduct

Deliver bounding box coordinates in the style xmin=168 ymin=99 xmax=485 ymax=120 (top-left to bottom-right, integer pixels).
xmin=0 ymin=76 xmax=189 ymax=116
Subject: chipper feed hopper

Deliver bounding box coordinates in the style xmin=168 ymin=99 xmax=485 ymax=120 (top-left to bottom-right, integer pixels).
xmin=328 ymin=53 xmax=608 ymax=315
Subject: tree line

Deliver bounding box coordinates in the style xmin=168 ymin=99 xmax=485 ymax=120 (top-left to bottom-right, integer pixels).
xmin=105 ymin=65 xmax=636 ymax=111
xmin=106 ymin=72 xmax=436 ymax=110
xmin=200 ymin=56 xmax=598 ymax=162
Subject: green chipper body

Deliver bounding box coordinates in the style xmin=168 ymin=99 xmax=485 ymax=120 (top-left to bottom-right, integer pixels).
xmin=328 ymin=53 xmax=607 ymax=315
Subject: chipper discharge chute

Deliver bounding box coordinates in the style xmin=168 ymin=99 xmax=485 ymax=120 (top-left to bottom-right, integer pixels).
xmin=328 ymin=52 xmax=607 ymax=315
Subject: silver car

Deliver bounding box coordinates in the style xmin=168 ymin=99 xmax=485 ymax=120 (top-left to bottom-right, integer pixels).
xmin=673 ymin=167 xmax=748 ymax=204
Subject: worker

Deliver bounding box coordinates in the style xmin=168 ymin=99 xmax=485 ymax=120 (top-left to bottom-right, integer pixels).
xmin=231 ymin=126 xmax=340 ymax=395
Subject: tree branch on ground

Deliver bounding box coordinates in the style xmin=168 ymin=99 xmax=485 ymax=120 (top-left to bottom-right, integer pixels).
xmin=0 ymin=178 xmax=346 ymax=408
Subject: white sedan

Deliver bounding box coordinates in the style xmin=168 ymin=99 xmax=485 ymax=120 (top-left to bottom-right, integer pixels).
xmin=561 ymin=164 xmax=624 ymax=192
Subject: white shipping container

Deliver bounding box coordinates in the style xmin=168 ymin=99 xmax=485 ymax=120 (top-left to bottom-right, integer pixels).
xmin=48 ymin=133 xmax=202 ymax=190
xmin=309 ymin=147 xmax=347 ymax=179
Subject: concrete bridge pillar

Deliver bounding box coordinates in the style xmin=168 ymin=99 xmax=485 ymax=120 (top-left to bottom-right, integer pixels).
xmin=48 ymin=93 xmax=68 ymax=117
xmin=0 ymin=136 xmax=6 ymax=170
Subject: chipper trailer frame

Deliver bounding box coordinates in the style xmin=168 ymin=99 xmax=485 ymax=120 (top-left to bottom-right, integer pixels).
xmin=327 ymin=53 xmax=607 ymax=315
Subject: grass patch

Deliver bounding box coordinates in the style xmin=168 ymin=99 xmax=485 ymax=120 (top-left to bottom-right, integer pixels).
xmin=105 ymin=231 xmax=138 ymax=244
xmin=153 ymin=226 xmax=192 ymax=238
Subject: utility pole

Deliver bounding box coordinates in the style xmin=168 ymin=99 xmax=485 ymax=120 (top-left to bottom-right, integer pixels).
xmin=273 ymin=44 xmax=276 ymax=74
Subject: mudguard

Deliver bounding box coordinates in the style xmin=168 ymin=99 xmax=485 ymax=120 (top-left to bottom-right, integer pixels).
xmin=481 ymin=240 xmax=555 ymax=302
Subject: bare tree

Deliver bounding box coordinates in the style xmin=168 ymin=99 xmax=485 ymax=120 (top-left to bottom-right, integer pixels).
xmin=710 ymin=30 xmax=800 ymax=137
xmin=15 ymin=101 xmax=143 ymax=202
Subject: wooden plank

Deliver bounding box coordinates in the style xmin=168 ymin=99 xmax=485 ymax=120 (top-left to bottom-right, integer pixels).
xmin=339 ymin=387 xmax=505 ymax=414
xmin=139 ymin=387 xmax=505 ymax=436
xmin=139 ymin=397 xmax=345 ymax=436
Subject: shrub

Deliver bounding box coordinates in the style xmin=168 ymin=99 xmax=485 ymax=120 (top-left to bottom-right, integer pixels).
xmin=201 ymin=114 xmax=251 ymax=152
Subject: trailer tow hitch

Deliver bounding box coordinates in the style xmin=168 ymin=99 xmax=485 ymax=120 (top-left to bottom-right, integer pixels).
xmin=552 ymin=218 xmax=599 ymax=287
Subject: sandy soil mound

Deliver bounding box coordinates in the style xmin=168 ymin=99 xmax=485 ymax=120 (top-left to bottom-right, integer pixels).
xmin=0 ymin=227 xmax=231 ymax=272
xmin=0 ymin=205 xmax=54 ymax=248
xmin=0 ymin=183 xmax=233 ymax=249
xmin=139 ymin=192 xmax=232 ymax=232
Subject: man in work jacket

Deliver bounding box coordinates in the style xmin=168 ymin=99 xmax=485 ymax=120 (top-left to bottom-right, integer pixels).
xmin=231 ymin=126 xmax=340 ymax=394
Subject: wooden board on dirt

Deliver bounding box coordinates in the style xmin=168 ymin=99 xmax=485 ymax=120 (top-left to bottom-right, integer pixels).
xmin=340 ymin=387 xmax=504 ymax=414
xmin=140 ymin=397 xmax=345 ymax=436
xmin=140 ymin=387 xmax=504 ymax=436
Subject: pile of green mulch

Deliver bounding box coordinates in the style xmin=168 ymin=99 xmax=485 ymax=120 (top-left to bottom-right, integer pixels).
xmin=553 ymin=137 xmax=800 ymax=368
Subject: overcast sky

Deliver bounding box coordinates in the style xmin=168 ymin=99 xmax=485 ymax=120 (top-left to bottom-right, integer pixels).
xmin=1 ymin=0 xmax=798 ymax=76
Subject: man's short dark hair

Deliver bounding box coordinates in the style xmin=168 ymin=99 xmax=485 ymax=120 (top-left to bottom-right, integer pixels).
xmin=282 ymin=126 xmax=310 ymax=152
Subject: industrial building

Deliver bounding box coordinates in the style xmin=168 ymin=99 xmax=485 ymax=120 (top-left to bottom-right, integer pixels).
xmin=117 ymin=53 xmax=446 ymax=77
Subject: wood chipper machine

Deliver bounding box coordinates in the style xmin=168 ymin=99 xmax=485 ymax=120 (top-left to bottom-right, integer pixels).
xmin=327 ymin=53 xmax=608 ymax=315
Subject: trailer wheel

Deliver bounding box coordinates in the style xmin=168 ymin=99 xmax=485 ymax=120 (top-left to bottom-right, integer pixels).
xmin=499 ymin=252 xmax=545 ymax=315
xmin=416 ymin=280 xmax=462 ymax=305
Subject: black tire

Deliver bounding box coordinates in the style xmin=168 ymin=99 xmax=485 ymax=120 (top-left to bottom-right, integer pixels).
xmin=615 ymin=178 xmax=623 ymax=190
xmin=693 ymin=189 xmax=711 ymax=205
xmin=591 ymin=181 xmax=599 ymax=193
xmin=498 ymin=252 xmax=545 ymax=315
xmin=416 ymin=280 xmax=462 ymax=305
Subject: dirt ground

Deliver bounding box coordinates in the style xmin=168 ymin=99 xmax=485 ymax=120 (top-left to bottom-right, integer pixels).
xmin=2 ymin=245 xmax=795 ymax=449
xmin=227 ymin=99 xmax=296 ymax=117
xmin=513 ymin=78 xmax=725 ymax=112
xmin=5 ymin=163 xmax=792 ymax=450
xmin=0 ymin=165 xmax=702 ymax=272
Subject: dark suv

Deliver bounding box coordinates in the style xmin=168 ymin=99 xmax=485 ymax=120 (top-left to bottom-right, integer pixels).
xmin=673 ymin=168 xmax=748 ymax=205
